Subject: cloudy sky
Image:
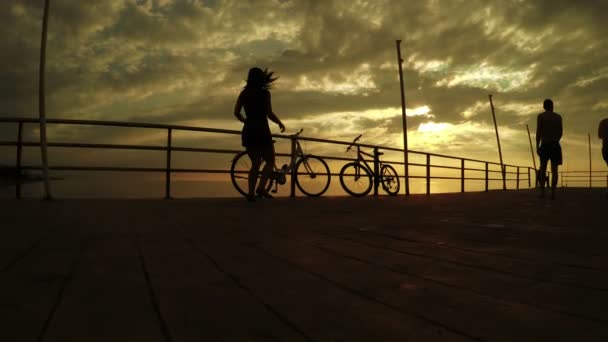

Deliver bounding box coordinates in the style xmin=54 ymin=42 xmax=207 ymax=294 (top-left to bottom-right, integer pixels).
xmin=2 ymin=0 xmax=608 ymax=195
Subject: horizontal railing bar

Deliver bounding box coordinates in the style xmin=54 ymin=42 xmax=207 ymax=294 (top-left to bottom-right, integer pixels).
xmin=0 ymin=117 xmax=532 ymax=170
xmin=23 ymin=142 xmax=167 ymax=151
xmin=172 ymin=147 xmax=242 ymax=154
xmin=18 ymin=164 xmax=528 ymax=182
xmin=0 ymin=117 xmax=243 ymax=135
xmin=564 ymin=181 xmax=606 ymax=183
xmin=1 ymin=140 xmax=546 ymax=176
xmin=561 ymin=171 xmax=608 ymax=174
xmin=22 ymin=165 xmax=167 ymax=172
xmin=562 ymin=176 xmax=608 ymax=178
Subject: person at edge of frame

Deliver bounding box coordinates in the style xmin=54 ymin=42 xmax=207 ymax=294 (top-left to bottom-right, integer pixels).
xmin=536 ymin=98 xmax=563 ymax=199
xmin=598 ymin=117 xmax=608 ymax=198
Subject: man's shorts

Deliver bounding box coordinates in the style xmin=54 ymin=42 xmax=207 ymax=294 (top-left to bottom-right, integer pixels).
xmin=539 ymin=142 xmax=562 ymax=166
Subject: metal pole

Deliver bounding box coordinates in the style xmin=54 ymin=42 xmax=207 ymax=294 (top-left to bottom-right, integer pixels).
xmin=589 ymin=133 xmax=592 ymax=188
xmin=485 ymin=162 xmax=489 ymax=192
xmin=396 ymin=40 xmax=410 ymax=197
xmin=526 ymin=124 xmax=538 ymax=187
xmin=373 ymin=147 xmax=379 ymax=197
xmin=489 ymin=95 xmax=506 ymax=190
xmin=39 ymin=0 xmax=52 ymax=200
xmin=290 ymin=137 xmax=296 ymax=198
xmin=426 ymin=154 xmax=430 ymax=196
xmin=16 ymin=122 xmax=23 ymax=199
xmin=516 ymin=166 xmax=520 ymax=190
xmin=460 ymin=159 xmax=465 ymax=193
xmin=165 ymin=128 xmax=172 ymax=199
xmin=527 ymin=167 xmax=531 ymax=188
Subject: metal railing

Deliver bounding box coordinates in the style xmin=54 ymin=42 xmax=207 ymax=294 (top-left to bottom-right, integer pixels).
xmin=0 ymin=117 xmax=534 ymax=199
xmin=561 ymin=170 xmax=608 ymax=188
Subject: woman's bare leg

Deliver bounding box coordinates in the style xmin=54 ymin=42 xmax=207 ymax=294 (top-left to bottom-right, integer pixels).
xmin=247 ymin=149 xmax=262 ymax=198
xmin=257 ymin=145 xmax=275 ymax=193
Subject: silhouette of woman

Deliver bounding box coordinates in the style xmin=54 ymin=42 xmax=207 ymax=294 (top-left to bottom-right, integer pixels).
xmin=234 ymin=67 xmax=285 ymax=201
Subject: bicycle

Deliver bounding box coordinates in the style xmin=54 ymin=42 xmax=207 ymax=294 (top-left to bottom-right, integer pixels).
xmin=230 ymin=129 xmax=331 ymax=197
xmin=339 ymin=134 xmax=400 ymax=197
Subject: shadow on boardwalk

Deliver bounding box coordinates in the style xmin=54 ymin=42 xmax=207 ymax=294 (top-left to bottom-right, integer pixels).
xmin=1 ymin=189 xmax=607 ymax=341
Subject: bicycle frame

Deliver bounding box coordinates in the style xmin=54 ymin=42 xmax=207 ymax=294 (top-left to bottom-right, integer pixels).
xmin=349 ymin=145 xmax=375 ymax=179
xmin=270 ymin=130 xmax=307 ymax=192
xmin=276 ymin=131 xmax=305 ymax=173
xmin=231 ymin=128 xmax=331 ymax=197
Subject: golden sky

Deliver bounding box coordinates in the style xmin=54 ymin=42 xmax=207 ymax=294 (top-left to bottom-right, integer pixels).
xmin=1 ymin=0 xmax=607 ymax=196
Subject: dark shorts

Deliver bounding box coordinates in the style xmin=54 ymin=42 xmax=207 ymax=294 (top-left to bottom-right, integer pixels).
xmin=539 ymin=142 xmax=562 ymax=166
xmin=246 ymin=144 xmax=275 ymax=165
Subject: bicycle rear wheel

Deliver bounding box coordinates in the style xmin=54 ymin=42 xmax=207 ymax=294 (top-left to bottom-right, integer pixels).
xmin=295 ymin=155 xmax=331 ymax=197
xmin=339 ymin=162 xmax=372 ymax=197
xmin=380 ymin=164 xmax=400 ymax=195
xmin=230 ymin=151 xmax=273 ymax=197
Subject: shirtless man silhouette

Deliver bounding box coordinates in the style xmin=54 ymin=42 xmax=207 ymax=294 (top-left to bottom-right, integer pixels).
xmin=536 ymin=99 xmax=563 ymax=199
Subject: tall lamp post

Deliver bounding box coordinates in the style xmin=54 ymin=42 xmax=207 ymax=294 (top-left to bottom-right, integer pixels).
xmin=39 ymin=0 xmax=52 ymax=200
xmin=396 ymin=40 xmax=410 ymax=196
xmin=489 ymin=95 xmax=506 ymax=190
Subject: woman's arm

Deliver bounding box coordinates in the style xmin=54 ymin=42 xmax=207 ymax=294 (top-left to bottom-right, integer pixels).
xmin=266 ymin=92 xmax=285 ymax=132
xmin=234 ymin=92 xmax=245 ymax=123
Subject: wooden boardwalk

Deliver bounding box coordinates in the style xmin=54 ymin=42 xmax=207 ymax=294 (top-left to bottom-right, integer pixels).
xmin=1 ymin=189 xmax=607 ymax=341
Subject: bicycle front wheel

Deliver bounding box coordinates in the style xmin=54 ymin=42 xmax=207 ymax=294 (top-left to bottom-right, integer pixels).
xmin=230 ymin=151 xmax=273 ymax=197
xmin=339 ymin=162 xmax=372 ymax=197
xmin=380 ymin=164 xmax=400 ymax=196
xmin=295 ymin=155 xmax=331 ymax=197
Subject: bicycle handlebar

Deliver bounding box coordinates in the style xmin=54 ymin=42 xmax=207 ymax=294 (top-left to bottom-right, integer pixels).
xmin=346 ymin=134 xmax=363 ymax=152
xmin=290 ymin=128 xmax=304 ymax=138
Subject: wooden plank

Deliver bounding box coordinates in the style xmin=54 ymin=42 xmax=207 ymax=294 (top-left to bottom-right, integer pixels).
xmin=0 ymin=237 xmax=80 ymax=341
xmin=41 ymin=236 xmax=166 ymax=342
xmin=187 ymin=235 xmax=472 ymax=342
xmin=256 ymin=240 xmax=608 ymax=341
xmin=312 ymin=233 xmax=608 ymax=323
xmin=138 ymin=234 xmax=307 ymax=342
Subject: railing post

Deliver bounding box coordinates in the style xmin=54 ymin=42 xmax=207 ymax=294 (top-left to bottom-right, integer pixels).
xmin=16 ymin=121 xmax=23 ymax=199
xmin=527 ymin=167 xmax=531 ymax=188
xmin=516 ymin=166 xmax=520 ymax=190
xmin=290 ymin=137 xmax=296 ymax=198
xmin=485 ymin=162 xmax=489 ymax=192
xmin=426 ymin=154 xmax=431 ymax=196
xmin=165 ymin=128 xmax=172 ymax=199
xmin=502 ymin=165 xmax=507 ymax=190
xmin=460 ymin=159 xmax=465 ymax=193
xmin=373 ymin=147 xmax=379 ymax=197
